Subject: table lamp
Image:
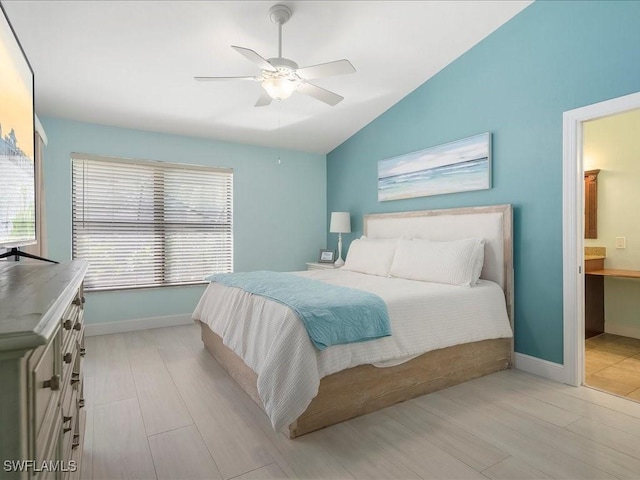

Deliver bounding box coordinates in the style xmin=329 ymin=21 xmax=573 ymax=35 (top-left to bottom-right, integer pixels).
xmin=330 ymin=212 xmax=351 ymax=267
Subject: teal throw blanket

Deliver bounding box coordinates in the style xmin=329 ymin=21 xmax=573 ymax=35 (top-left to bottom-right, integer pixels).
xmin=206 ymin=271 xmax=391 ymax=350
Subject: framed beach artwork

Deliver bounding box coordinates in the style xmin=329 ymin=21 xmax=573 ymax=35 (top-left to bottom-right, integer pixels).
xmin=378 ymin=133 xmax=491 ymax=202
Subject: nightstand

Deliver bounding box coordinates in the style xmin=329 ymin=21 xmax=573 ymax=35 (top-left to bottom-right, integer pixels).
xmin=306 ymin=262 xmax=339 ymax=271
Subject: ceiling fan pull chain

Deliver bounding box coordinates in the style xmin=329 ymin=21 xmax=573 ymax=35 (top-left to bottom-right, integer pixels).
xmin=277 ymin=102 xmax=282 ymax=164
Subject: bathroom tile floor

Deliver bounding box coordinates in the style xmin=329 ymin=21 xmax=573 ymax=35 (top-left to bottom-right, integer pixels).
xmin=585 ymin=333 xmax=640 ymax=401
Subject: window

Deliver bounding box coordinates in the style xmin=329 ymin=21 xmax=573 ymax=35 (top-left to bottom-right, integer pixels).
xmin=71 ymin=154 xmax=233 ymax=291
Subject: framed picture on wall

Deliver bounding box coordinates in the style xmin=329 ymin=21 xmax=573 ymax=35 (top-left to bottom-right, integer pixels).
xmin=318 ymin=249 xmax=335 ymax=263
xmin=378 ymin=132 xmax=492 ymax=201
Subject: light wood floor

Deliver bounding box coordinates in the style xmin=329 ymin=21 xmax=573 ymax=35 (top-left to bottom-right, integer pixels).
xmin=82 ymin=324 xmax=640 ymax=480
xmin=585 ymin=333 xmax=640 ymax=400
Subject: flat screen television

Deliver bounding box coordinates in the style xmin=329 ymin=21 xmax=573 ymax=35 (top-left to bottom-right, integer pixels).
xmin=0 ymin=3 xmax=40 ymax=260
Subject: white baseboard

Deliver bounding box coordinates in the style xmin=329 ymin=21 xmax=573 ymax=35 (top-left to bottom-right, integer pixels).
xmin=605 ymin=323 xmax=640 ymax=340
xmin=85 ymin=314 xmax=194 ymax=337
xmin=514 ymin=352 xmax=567 ymax=384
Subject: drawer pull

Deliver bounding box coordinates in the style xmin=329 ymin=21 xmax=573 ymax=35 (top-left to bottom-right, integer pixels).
xmin=72 ymin=296 xmax=86 ymax=306
xmin=73 ymin=321 xmax=82 ymax=331
xmin=78 ymin=398 xmax=85 ymax=408
xmin=63 ymin=319 xmax=73 ymax=330
xmin=63 ymin=352 xmax=73 ymax=364
xmin=80 ymin=347 xmax=86 ymax=357
xmin=72 ymin=434 xmax=80 ymax=449
xmin=63 ymin=425 xmax=72 ymax=434
xmin=71 ymin=372 xmax=80 ymax=385
xmin=43 ymin=374 xmax=60 ymax=391
xmin=63 ymin=415 xmax=72 ymax=424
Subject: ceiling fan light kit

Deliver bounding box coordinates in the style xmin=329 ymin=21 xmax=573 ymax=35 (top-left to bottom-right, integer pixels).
xmin=195 ymin=3 xmax=355 ymax=106
xmin=262 ymin=76 xmax=298 ymax=100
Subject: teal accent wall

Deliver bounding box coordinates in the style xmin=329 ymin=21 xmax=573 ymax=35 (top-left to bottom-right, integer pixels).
xmin=42 ymin=117 xmax=326 ymax=324
xmin=326 ymin=1 xmax=640 ymax=364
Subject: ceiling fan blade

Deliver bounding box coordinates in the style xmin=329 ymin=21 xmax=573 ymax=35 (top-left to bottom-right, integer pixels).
xmin=255 ymin=91 xmax=273 ymax=107
xmin=231 ymin=45 xmax=276 ymax=72
xmin=194 ymin=76 xmax=258 ymax=81
xmin=297 ymin=82 xmax=344 ymax=106
xmin=296 ymin=59 xmax=355 ymax=80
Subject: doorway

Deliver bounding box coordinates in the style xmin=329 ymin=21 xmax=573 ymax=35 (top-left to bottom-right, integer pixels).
xmin=562 ymin=91 xmax=640 ymax=390
xmin=582 ymin=108 xmax=640 ymax=399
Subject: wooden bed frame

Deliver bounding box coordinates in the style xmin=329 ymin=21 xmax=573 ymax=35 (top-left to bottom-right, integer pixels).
xmin=198 ymin=204 xmax=514 ymax=438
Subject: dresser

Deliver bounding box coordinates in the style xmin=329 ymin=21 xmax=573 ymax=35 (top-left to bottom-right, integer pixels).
xmin=0 ymin=261 xmax=88 ymax=479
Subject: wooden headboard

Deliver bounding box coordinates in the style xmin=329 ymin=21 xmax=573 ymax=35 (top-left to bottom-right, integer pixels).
xmin=364 ymin=204 xmax=514 ymax=325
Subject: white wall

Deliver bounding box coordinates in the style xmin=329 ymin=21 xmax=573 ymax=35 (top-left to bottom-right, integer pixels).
xmin=584 ymin=108 xmax=640 ymax=338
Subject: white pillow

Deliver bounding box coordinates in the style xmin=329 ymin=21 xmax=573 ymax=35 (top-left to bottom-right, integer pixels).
xmin=389 ymin=237 xmax=485 ymax=287
xmin=343 ymin=237 xmax=398 ymax=277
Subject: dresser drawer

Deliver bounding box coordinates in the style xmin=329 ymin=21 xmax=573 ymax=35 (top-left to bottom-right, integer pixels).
xmin=65 ymin=408 xmax=86 ymax=480
xmin=62 ymin=323 xmax=83 ymax=391
xmin=61 ymin=390 xmax=80 ymax=475
xmin=60 ymin=302 xmax=78 ymax=350
xmin=61 ymin=422 xmax=75 ymax=473
xmin=76 ymin=377 xmax=86 ymax=411
xmin=61 ymin=382 xmax=76 ymax=430
xmin=30 ymin=328 xmax=61 ymax=440
xmin=72 ymin=330 xmax=83 ymax=395
xmin=61 ymin=339 xmax=76 ymax=391
xmin=34 ymin=406 xmax=61 ymax=480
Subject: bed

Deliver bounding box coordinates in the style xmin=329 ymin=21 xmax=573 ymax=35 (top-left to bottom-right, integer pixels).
xmin=193 ymin=204 xmax=514 ymax=438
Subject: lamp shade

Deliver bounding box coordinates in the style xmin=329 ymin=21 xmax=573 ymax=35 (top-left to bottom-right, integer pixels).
xmin=330 ymin=212 xmax=351 ymax=234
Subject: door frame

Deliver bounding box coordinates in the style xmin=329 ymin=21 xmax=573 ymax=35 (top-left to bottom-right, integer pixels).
xmin=562 ymin=91 xmax=640 ymax=386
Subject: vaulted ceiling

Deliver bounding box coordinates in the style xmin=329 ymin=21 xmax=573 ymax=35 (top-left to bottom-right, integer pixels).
xmin=3 ymin=1 xmax=531 ymax=153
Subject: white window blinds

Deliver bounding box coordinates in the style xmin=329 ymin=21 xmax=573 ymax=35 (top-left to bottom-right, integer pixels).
xmin=71 ymin=154 xmax=233 ymax=291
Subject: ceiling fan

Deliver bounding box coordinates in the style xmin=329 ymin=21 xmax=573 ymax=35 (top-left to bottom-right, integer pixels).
xmin=195 ymin=4 xmax=355 ymax=107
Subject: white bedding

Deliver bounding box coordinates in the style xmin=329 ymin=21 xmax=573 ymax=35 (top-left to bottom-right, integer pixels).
xmin=192 ymin=269 xmax=512 ymax=431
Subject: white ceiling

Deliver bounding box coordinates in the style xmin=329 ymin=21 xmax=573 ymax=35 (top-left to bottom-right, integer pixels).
xmin=3 ymin=1 xmax=531 ymax=154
